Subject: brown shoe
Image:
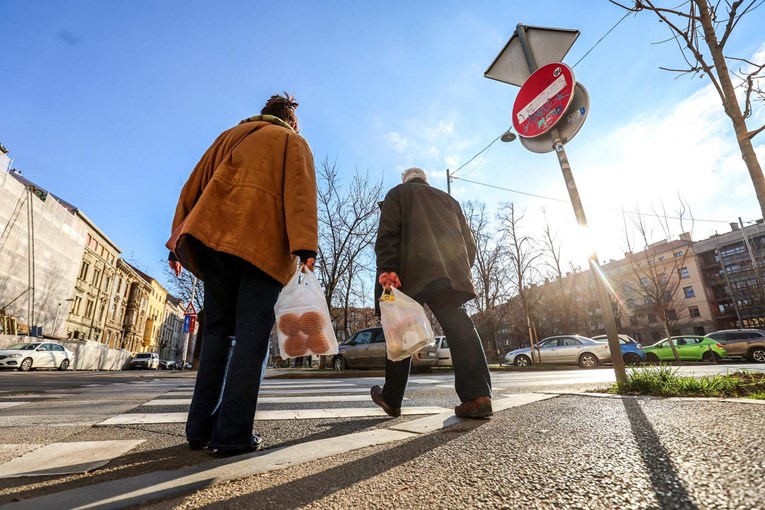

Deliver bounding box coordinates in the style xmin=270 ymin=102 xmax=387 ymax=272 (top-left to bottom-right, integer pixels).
xmin=455 ymin=396 xmax=493 ymax=419
xmin=371 ymin=385 xmax=401 ymax=418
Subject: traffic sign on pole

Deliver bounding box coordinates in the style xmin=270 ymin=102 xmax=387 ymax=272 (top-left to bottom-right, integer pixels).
xmin=512 ymin=62 xmax=575 ymax=138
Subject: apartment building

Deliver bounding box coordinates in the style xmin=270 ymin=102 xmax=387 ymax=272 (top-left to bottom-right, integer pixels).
xmin=693 ymin=220 xmax=765 ymax=330
xmin=160 ymin=295 xmax=185 ymax=361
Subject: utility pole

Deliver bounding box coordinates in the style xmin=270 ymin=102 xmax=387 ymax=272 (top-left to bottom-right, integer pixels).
xmin=446 ymin=168 xmax=451 ymax=195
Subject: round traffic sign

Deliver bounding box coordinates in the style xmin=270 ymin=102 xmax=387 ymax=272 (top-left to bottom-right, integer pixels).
xmin=512 ymin=62 xmax=575 ymax=138
xmin=519 ymin=81 xmax=590 ymax=154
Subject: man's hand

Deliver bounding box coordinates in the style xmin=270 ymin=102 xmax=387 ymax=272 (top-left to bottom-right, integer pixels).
xmin=379 ymin=271 xmax=401 ymax=289
xmin=301 ymin=257 xmax=316 ymax=273
xmin=169 ymin=260 xmax=183 ymax=277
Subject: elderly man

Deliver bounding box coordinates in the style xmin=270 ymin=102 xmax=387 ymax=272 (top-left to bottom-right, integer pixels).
xmin=168 ymin=93 xmax=318 ymax=455
xmin=372 ymin=167 xmax=492 ymax=419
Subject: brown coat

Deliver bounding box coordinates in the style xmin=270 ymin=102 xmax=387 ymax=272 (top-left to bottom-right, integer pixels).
xmin=169 ymin=116 xmax=318 ymax=285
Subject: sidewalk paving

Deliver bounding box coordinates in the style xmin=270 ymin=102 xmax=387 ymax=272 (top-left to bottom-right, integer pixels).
xmin=3 ymin=387 xmax=763 ymax=509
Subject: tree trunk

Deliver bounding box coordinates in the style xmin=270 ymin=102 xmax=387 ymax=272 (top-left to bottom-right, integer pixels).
xmin=697 ymin=0 xmax=765 ymax=218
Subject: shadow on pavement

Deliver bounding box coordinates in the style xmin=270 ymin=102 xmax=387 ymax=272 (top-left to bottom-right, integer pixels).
xmin=622 ymin=398 xmax=699 ymax=510
xmin=191 ymin=420 xmax=490 ymax=509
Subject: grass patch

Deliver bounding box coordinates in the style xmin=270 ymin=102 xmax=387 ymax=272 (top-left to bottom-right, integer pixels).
xmin=608 ymin=365 xmax=765 ymax=399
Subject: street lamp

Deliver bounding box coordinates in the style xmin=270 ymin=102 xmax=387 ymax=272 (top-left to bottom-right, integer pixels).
xmin=500 ymin=129 xmax=517 ymax=143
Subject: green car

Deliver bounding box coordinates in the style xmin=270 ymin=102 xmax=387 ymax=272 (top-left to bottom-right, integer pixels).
xmin=644 ymin=335 xmax=727 ymax=362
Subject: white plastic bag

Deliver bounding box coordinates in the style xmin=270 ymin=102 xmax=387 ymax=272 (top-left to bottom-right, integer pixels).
xmin=274 ymin=268 xmax=338 ymax=359
xmin=379 ymin=287 xmax=435 ymax=361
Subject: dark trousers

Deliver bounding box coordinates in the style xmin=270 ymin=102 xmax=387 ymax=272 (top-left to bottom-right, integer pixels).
xmin=185 ymin=248 xmax=282 ymax=449
xmin=381 ymin=290 xmax=492 ymax=407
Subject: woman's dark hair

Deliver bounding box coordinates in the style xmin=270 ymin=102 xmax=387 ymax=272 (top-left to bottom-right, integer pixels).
xmin=262 ymin=92 xmax=299 ymax=132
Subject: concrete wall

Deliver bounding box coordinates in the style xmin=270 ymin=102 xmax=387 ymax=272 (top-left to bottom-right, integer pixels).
xmin=0 ymin=334 xmax=131 ymax=370
xmin=0 ymin=171 xmax=86 ymax=337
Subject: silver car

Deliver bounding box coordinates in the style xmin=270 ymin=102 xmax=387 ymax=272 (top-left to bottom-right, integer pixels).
xmin=330 ymin=327 xmax=437 ymax=371
xmin=504 ymin=335 xmax=611 ymax=369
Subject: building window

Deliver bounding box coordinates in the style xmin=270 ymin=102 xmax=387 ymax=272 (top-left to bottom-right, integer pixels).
xmin=658 ymin=256 xmax=665 ymax=262
xmin=679 ymin=267 xmax=689 ymax=279
xmin=674 ymin=250 xmax=684 ymax=258
xmin=72 ymin=296 xmax=82 ymax=315
xmin=629 ymin=315 xmax=638 ymax=326
xmin=79 ymin=261 xmax=90 ymax=281
xmin=694 ymin=326 xmax=706 ymax=335
xmin=640 ymin=277 xmax=649 ymax=287
xmin=85 ymin=299 xmax=95 ymax=319
xmin=683 ymin=286 xmax=695 ymax=298
xmin=648 ymin=313 xmax=657 ymax=324
xmin=667 ymin=309 xmax=677 ymax=321
xmin=103 ymin=276 xmax=111 ymax=293
xmin=92 ymin=268 xmax=102 ymax=287
xmin=689 ymin=305 xmax=701 ymax=318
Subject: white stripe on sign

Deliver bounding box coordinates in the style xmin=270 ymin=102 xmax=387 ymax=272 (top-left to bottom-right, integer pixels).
xmin=516 ymin=73 xmax=567 ymax=124
xmin=0 ymin=440 xmax=144 ymax=478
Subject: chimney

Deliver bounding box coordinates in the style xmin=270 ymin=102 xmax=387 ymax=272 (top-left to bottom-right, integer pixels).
xmin=730 ymin=222 xmax=740 ymax=231
xmin=679 ymin=232 xmax=692 ymax=241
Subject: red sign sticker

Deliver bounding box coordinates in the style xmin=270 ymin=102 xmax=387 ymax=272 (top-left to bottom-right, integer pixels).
xmin=512 ymin=63 xmax=575 ymax=138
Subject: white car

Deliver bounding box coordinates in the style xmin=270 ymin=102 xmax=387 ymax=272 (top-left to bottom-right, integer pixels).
xmin=434 ymin=336 xmax=452 ymax=366
xmin=0 ymin=342 xmax=75 ymax=371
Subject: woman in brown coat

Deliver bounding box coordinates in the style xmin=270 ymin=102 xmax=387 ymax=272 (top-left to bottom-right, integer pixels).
xmin=168 ymin=93 xmax=318 ymax=455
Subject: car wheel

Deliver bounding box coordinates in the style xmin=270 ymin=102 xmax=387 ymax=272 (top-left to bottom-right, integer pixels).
xmin=578 ymin=353 xmax=599 ymax=369
xmin=623 ymin=353 xmax=642 ymax=366
xmin=19 ymin=358 xmax=33 ymax=372
xmin=58 ymin=359 xmax=70 ymax=371
xmin=749 ymin=347 xmax=765 ymax=363
xmin=332 ymin=356 xmax=347 ymax=371
xmin=514 ymin=355 xmax=531 ymax=367
xmin=645 ymin=353 xmax=660 ymax=363
xmin=702 ymin=351 xmax=720 ymax=363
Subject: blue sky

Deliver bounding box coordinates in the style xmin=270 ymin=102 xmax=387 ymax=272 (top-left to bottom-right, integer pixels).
xmin=2 ymin=1 xmax=764 ymax=289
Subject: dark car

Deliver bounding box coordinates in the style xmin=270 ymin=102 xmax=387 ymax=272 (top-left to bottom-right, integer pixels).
xmin=159 ymin=360 xmax=176 ymax=370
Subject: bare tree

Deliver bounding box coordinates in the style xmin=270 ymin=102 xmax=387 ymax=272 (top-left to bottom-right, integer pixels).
xmin=316 ymin=158 xmax=383 ymax=342
xmin=538 ymin=210 xmax=580 ymax=334
xmin=462 ymin=200 xmax=513 ymax=359
xmin=497 ymin=202 xmax=543 ymax=361
xmin=611 ymin=0 xmax=765 ymax=217
xmin=621 ymin=201 xmax=695 ymax=360
xmin=162 ymin=263 xmax=204 ymax=312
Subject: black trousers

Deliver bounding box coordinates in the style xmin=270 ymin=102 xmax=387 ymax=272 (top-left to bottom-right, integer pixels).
xmin=186 ymin=247 xmax=282 ymax=449
xmin=381 ymin=289 xmax=492 ymax=407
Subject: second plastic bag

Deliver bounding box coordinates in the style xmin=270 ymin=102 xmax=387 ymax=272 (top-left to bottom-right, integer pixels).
xmin=379 ymin=287 xmax=435 ymax=361
xmin=274 ymin=268 xmax=339 ymax=360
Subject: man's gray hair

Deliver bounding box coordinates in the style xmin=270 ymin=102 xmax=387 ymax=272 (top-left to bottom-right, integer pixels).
xmin=401 ymin=167 xmax=429 ymax=184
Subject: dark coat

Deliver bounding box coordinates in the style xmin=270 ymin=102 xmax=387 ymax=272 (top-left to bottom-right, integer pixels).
xmin=375 ymin=179 xmax=477 ymax=307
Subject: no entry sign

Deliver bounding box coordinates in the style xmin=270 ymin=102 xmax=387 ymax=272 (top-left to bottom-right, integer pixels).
xmin=512 ymin=62 xmax=575 ymax=138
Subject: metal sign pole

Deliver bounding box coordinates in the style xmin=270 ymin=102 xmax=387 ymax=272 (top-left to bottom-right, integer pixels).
xmin=515 ymin=24 xmax=627 ymax=383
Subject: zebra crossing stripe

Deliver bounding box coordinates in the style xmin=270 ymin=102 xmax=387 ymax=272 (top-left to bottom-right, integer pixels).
xmin=0 ymin=402 xmax=28 ymax=409
xmin=143 ymin=395 xmax=381 ymax=406
xmin=0 ymin=440 xmax=145 ymax=478
xmin=96 ymin=406 xmax=449 ymax=426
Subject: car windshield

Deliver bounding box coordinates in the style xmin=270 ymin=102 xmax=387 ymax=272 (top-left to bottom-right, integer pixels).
xmin=6 ymin=343 xmax=41 ymax=350
xmin=135 ymin=353 xmax=152 ymax=359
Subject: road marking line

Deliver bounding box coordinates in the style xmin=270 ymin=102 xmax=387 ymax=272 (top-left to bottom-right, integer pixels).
xmin=3 ymin=429 xmax=416 ymax=510
xmin=96 ymin=406 xmax=448 ymax=426
xmin=0 ymin=440 xmax=145 ymax=478
xmin=0 ymin=402 xmax=28 ymax=409
xmin=143 ymin=395 xmax=380 ymax=406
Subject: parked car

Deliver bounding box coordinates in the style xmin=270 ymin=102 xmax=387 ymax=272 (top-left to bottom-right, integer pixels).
xmin=704 ymin=329 xmax=765 ymax=363
xmin=590 ymin=334 xmax=647 ymax=365
xmin=504 ymin=335 xmax=612 ymax=368
xmin=0 ymin=341 xmax=74 ymax=371
xmin=129 ymin=352 xmax=159 ymax=370
xmin=434 ymin=336 xmax=452 ymax=367
xmin=329 ymin=327 xmax=437 ymax=371
xmin=159 ymin=360 xmax=176 ymax=370
xmin=643 ymin=335 xmax=727 ymax=362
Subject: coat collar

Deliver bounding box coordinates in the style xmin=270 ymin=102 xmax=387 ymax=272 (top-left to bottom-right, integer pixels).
xmin=238 ymin=114 xmax=295 ymax=132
